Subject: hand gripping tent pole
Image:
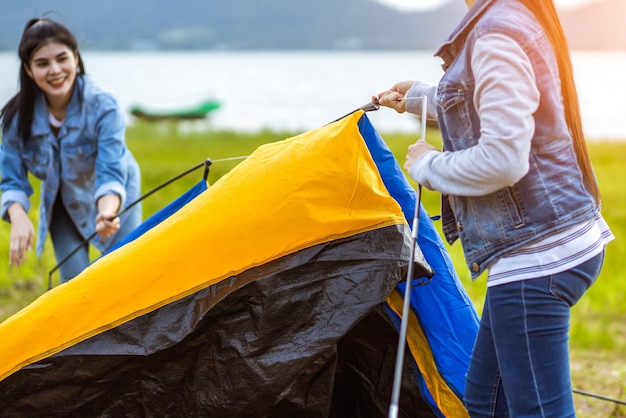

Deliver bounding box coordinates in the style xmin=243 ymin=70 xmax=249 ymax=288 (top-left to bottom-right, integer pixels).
xmin=389 ymin=95 xmax=428 ymax=418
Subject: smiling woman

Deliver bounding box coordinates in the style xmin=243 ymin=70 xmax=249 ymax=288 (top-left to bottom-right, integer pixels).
xmin=0 ymin=18 xmax=143 ymax=284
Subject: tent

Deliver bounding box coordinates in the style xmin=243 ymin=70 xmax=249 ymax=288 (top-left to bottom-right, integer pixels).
xmin=0 ymin=111 xmax=478 ymax=417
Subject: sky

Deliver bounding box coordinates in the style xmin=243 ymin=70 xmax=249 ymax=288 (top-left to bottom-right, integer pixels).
xmin=376 ymin=0 xmax=602 ymax=11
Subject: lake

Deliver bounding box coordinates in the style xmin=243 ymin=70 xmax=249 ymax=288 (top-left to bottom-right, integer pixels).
xmin=0 ymin=51 xmax=625 ymax=140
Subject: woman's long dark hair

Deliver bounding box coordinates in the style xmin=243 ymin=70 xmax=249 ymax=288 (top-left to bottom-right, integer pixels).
xmin=519 ymin=0 xmax=600 ymax=203
xmin=0 ymin=18 xmax=86 ymax=141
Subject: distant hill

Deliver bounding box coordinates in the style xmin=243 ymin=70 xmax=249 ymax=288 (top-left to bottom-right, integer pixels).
xmin=0 ymin=0 xmax=622 ymax=51
xmin=0 ymin=0 xmax=466 ymax=51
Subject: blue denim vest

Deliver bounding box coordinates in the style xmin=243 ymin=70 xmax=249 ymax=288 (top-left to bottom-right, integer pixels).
xmin=433 ymin=0 xmax=598 ymax=278
xmin=1 ymin=75 xmax=141 ymax=256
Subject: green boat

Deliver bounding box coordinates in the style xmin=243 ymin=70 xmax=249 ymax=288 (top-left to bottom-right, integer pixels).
xmin=129 ymin=99 xmax=221 ymax=122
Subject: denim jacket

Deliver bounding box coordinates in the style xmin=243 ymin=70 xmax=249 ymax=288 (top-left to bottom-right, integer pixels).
xmin=1 ymin=75 xmax=141 ymax=256
xmin=433 ymin=0 xmax=598 ymax=278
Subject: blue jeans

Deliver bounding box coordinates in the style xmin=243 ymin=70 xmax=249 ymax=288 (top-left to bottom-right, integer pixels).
xmin=464 ymin=252 xmax=605 ymax=417
xmin=50 ymin=197 xmax=142 ymax=283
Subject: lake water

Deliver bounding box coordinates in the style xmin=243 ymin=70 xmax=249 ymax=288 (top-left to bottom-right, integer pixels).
xmin=0 ymin=51 xmax=625 ymax=140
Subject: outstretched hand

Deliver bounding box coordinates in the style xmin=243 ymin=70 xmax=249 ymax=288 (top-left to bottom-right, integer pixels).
xmin=8 ymin=210 xmax=34 ymax=267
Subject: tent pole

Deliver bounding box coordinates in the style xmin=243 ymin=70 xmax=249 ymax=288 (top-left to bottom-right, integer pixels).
xmin=388 ymin=184 xmax=422 ymax=418
xmin=388 ymin=96 xmax=428 ymax=418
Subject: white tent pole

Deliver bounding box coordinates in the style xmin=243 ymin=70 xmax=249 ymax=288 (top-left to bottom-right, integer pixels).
xmin=388 ymin=96 xmax=428 ymax=418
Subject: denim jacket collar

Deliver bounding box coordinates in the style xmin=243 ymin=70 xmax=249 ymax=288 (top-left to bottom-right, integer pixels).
xmin=30 ymin=75 xmax=84 ymax=137
xmin=434 ymin=0 xmax=495 ymax=69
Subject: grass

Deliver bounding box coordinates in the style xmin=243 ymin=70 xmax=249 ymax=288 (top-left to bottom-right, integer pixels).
xmin=1 ymin=120 xmax=625 ymax=416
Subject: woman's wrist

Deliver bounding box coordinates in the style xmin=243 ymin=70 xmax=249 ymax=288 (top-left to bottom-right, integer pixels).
xmin=7 ymin=202 xmax=27 ymax=222
xmin=96 ymin=194 xmax=121 ymax=215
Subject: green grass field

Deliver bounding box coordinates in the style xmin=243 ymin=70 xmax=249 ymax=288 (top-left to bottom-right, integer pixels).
xmin=1 ymin=120 xmax=625 ymax=416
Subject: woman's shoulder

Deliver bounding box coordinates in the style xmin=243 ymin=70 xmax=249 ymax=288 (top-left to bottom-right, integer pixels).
xmin=79 ymin=76 xmax=119 ymax=102
xmin=1 ymin=106 xmax=19 ymax=138
xmin=474 ymin=1 xmax=544 ymax=49
xmin=478 ymin=1 xmax=541 ymax=34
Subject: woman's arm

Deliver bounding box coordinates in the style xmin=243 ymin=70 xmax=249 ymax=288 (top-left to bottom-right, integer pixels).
xmin=408 ymin=33 xmax=540 ymax=196
xmin=1 ymin=125 xmax=35 ymax=265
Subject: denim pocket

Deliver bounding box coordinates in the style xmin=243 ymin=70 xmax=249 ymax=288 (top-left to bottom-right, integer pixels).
xmin=437 ymin=82 xmax=478 ymax=148
xmin=22 ymin=144 xmax=49 ymax=179
xmin=438 ymin=85 xmax=465 ymax=112
xmin=495 ymin=187 xmax=524 ymax=228
xmin=63 ymin=141 xmax=97 ymax=176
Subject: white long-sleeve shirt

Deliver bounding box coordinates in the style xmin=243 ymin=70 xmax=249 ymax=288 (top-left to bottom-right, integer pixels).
xmin=407 ymin=33 xmax=538 ymax=196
